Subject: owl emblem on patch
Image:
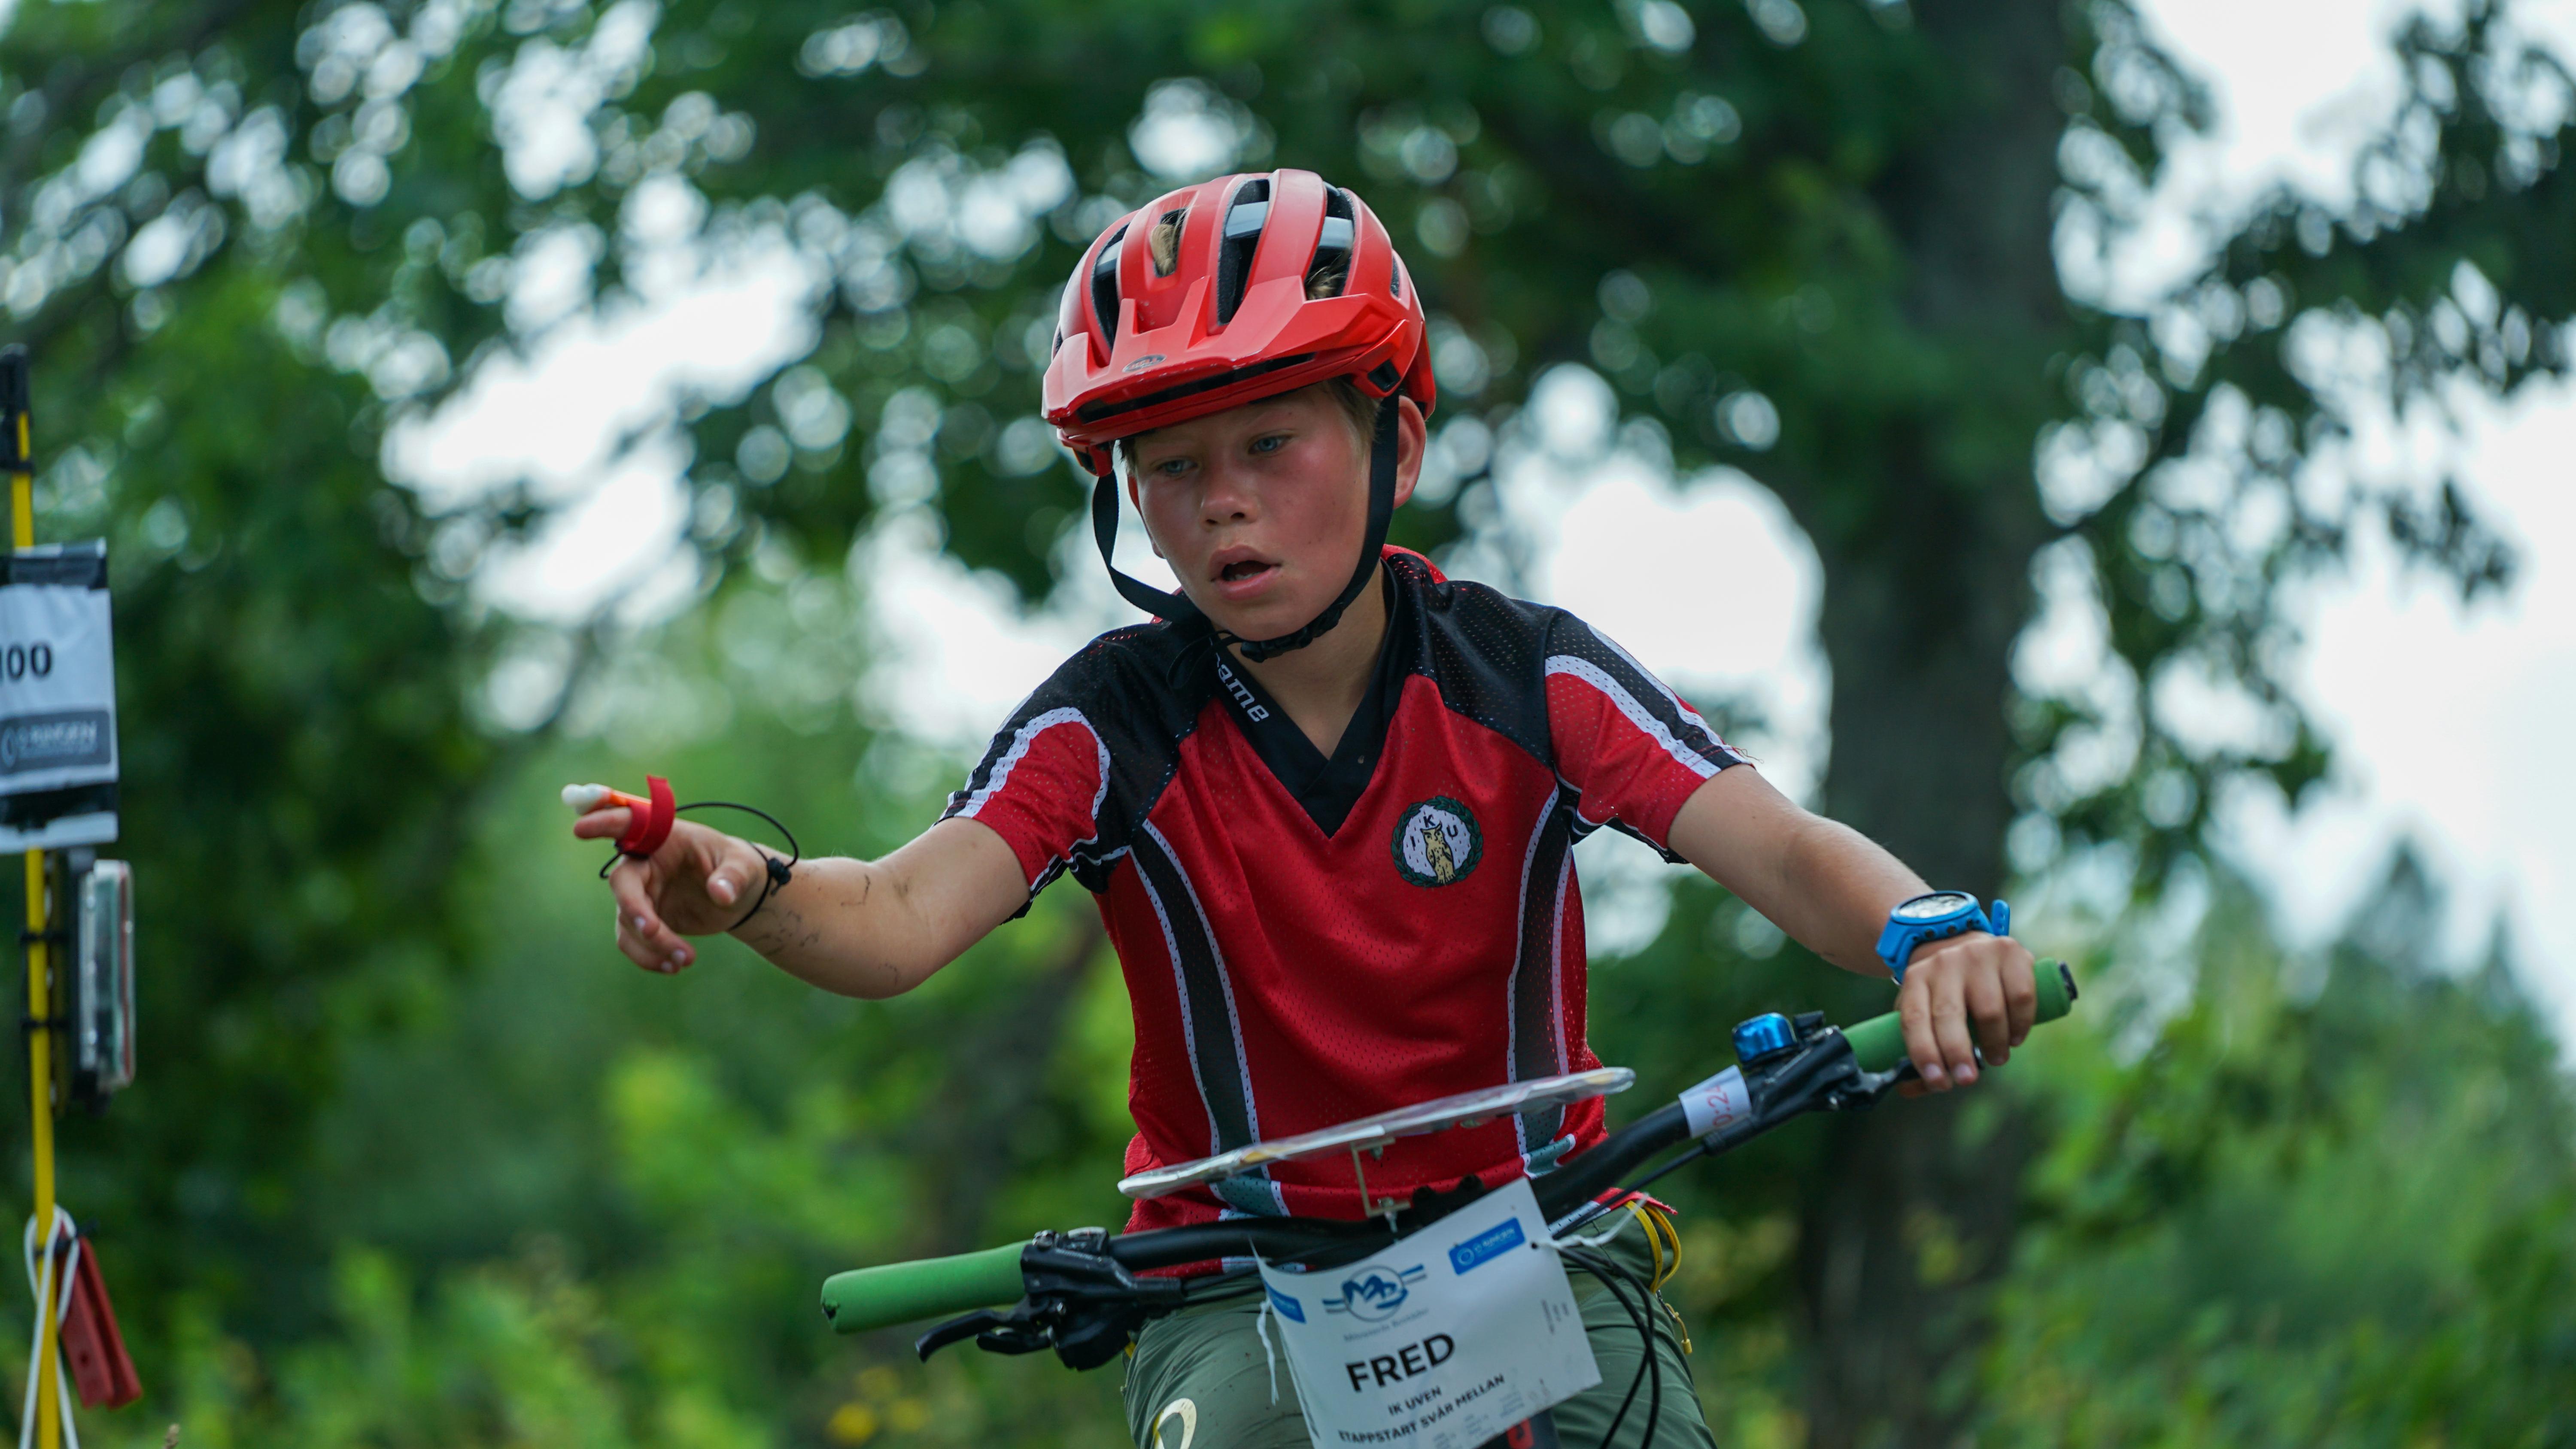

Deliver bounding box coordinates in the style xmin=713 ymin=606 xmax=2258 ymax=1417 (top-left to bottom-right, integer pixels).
xmin=1392 ymin=797 xmax=1483 ymax=887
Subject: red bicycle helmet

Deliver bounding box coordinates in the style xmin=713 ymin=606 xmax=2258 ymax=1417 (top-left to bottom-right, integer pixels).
xmin=1040 ymin=169 xmax=1437 ymax=661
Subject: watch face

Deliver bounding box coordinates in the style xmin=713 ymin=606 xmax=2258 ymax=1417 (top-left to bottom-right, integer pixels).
xmin=1896 ymin=892 xmax=1975 ymax=921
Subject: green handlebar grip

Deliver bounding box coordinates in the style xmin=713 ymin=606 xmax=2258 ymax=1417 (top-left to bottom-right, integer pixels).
xmin=821 ymin=1242 xmax=1027 ymax=1335
xmin=1843 ymin=959 xmax=2077 ymax=1074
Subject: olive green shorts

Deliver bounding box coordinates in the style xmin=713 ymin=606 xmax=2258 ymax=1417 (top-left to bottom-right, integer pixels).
xmin=1121 ymin=1210 xmax=1716 ymax=1449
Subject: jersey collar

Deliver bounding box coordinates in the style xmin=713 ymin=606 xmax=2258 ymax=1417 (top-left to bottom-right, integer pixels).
xmin=1209 ymin=565 xmax=1413 ymax=837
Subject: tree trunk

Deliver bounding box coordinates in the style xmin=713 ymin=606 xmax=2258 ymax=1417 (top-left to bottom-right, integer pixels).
xmin=1789 ymin=1 xmax=2067 ymax=1443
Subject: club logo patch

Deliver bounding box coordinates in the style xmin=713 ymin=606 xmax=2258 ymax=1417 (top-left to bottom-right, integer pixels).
xmin=1392 ymin=797 xmax=1483 ymax=887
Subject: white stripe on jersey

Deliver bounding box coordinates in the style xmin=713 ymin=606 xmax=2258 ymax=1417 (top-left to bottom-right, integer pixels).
xmin=1128 ymin=837 xmax=1227 ymax=1164
xmin=1588 ymin=627 xmax=1728 ymax=749
xmin=954 ymin=706 xmax=1112 ymax=828
xmin=1544 ymin=655 xmax=1723 ymax=779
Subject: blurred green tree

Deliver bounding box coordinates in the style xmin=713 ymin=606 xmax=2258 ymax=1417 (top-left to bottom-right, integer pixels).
xmin=1975 ymin=858 xmax=2576 ymax=1446
xmin=1 ymin=0 xmax=2570 ymax=1442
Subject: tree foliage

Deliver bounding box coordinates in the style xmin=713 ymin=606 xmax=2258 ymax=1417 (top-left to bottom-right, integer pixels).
xmin=0 ymin=0 xmax=2570 ymax=1442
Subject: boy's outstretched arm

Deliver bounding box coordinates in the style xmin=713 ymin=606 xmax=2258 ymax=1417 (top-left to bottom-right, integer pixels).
xmin=571 ymin=809 xmax=1031 ymax=1000
xmin=1666 ymin=766 xmax=2037 ymax=1092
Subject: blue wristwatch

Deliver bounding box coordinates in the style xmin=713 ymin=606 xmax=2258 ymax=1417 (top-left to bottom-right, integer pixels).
xmin=1875 ymin=892 xmax=2010 ymax=982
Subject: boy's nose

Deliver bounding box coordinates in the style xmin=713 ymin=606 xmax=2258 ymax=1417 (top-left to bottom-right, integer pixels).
xmin=1198 ymin=468 xmax=1258 ymax=525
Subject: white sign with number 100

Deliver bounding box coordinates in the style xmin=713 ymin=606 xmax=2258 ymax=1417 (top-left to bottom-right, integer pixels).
xmin=0 ymin=541 xmax=118 ymax=850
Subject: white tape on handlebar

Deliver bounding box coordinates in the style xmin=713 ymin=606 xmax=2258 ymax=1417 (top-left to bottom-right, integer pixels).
xmin=1677 ymin=1066 xmax=1752 ymax=1138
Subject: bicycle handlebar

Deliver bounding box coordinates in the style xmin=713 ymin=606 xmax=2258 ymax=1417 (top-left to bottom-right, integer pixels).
xmin=823 ymin=1242 xmax=1027 ymax=1336
xmin=821 ymin=960 xmax=2080 ymax=1337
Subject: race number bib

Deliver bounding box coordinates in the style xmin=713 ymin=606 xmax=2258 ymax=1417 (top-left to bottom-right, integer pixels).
xmin=1258 ymin=1178 xmax=1598 ymax=1448
xmin=0 ymin=543 xmax=117 ymax=849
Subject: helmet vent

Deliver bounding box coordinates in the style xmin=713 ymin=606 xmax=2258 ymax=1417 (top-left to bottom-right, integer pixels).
xmin=1215 ymin=178 xmax=1272 ymax=325
xmin=1089 ymin=221 xmax=1129 ymax=343
xmin=1149 ymin=209 xmax=1188 ymax=276
xmin=1307 ymin=187 xmax=1356 ymax=298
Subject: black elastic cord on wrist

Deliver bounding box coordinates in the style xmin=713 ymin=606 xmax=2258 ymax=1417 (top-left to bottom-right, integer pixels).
xmin=672 ymin=801 xmax=801 ymax=933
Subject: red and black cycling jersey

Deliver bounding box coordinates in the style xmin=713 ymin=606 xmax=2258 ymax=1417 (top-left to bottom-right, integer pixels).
xmin=944 ymin=548 xmax=1747 ymax=1238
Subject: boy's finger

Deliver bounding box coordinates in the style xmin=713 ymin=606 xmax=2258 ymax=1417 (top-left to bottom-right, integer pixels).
xmin=571 ymin=806 xmax=635 ymax=842
xmin=613 ymin=919 xmax=664 ymax=973
xmin=1931 ymin=968 xmax=1978 ymax=1086
xmin=2002 ymin=949 xmax=2038 ymax=1046
xmin=615 ymin=918 xmax=695 ymax=974
xmin=607 ymin=863 xmax=665 ymax=941
xmin=695 ymin=834 xmax=747 ymax=907
xmin=1964 ymin=961 xmax=2010 ymax=1068
xmin=1899 ymin=976 xmax=1947 ymax=1090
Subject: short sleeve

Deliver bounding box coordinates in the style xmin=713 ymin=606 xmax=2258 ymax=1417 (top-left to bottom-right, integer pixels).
xmin=1543 ymin=612 xmax=1748 ymax=858
xmin=945 ymin=689 xmax=1114 ymax=898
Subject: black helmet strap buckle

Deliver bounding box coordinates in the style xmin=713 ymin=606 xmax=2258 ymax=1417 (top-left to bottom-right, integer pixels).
xmin=1088 ymin=394 xmax=1400 ymax=664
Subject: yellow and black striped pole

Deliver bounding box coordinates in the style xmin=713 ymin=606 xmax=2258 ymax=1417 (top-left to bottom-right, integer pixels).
xmin=2 ymin=344 xmax=61 ymax=1449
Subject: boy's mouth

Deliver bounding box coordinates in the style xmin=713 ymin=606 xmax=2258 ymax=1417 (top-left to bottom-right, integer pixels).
xmin=1209 ymin=548 xmax=1279 ymax=591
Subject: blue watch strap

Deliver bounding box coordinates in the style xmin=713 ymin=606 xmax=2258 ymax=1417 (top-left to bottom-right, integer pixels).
xmin=1877 ymin=894 xmax=2008 ymax=982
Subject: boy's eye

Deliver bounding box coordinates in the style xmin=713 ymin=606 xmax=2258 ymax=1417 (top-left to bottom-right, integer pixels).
xmin=1249 ymin=433 xmax=1288 ymax=455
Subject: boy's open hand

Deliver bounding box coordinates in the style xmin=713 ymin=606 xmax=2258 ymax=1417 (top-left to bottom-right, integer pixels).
xmin=1896 ymin=933 xmax=2038 ymax=1094
xmin=572 ymin=807 xmax=773 ymax=974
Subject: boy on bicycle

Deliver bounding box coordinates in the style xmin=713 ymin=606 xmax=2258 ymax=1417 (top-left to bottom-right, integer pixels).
xmin=576 ymin=169 xmax=2038 ymax=1448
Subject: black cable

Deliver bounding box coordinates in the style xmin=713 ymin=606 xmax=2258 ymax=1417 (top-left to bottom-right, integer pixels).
xmin=1559 ymin=1243 xmax=1660 ymax=1449
xmin=1575 ymin=1239 xmax=1668 ymax=1449
xmin=1622 ymin=1140 xmax=1713 ymax=1200
xmin=1572 ymin=1260 xmax=1648 ymax=1447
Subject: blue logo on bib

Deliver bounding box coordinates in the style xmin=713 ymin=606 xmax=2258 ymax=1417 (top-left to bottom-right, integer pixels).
xmin=1449 ymin=1218 xmax=1526 ymax=1274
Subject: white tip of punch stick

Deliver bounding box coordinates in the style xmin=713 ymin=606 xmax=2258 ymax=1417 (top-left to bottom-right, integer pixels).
xmin=563 ymin=783 xmax=611 ymax=812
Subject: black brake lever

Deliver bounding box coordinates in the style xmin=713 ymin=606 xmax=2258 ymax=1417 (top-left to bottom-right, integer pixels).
xmin=916 ymin=1308 xmax=1020 ymax=1361
xmin=977 ymin=1321 xmax=1057 ymax=1356
xmin=915 ymin=1232 xmax=1195 ymax=1371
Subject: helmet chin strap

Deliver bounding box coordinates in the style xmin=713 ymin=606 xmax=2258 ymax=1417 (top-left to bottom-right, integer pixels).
xmin=1090 ymin=396 xmax=1400 ymax=663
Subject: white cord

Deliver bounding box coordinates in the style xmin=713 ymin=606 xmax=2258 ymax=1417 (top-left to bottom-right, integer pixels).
xmin=20 ymin=1208 xmax=80 ymax=1449
xmin=1252 ymin=1285 xmax=1282 ymax=1407
xmin=1555 ymin=1205 xmax=1640 ymax=1252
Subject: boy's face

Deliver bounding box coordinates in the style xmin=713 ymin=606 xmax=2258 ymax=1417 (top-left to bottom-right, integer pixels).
xmin=1124 ymin=385 xmax=1425 ymax=644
